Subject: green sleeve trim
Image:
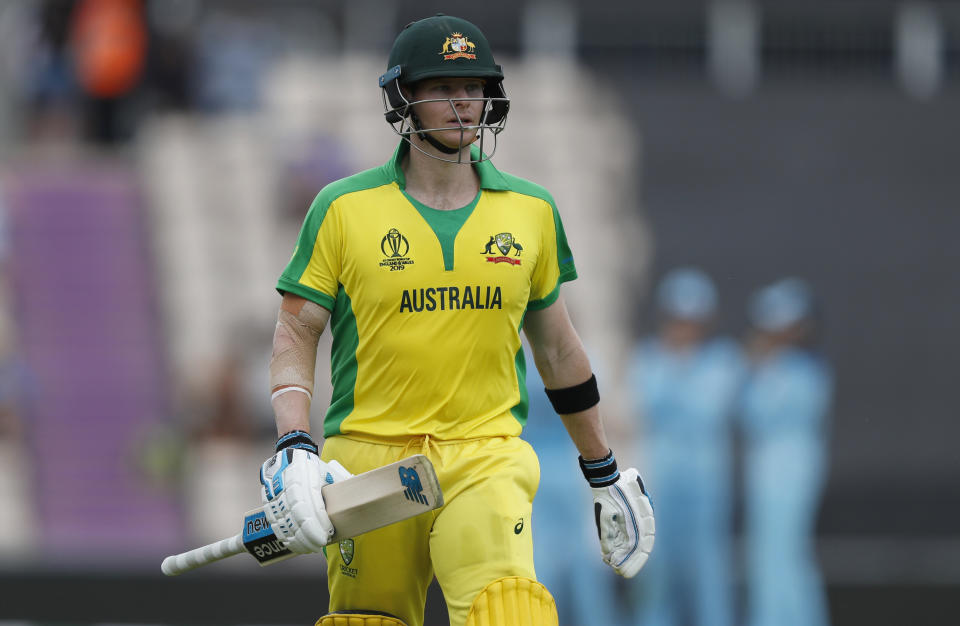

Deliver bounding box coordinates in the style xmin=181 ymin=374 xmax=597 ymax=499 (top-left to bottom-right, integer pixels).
xmin=276 ymin=277 xmax=336 ymax=311
xmin=280 ymin=194 xmax=330 ymax=288
xmin=549 ymin=202 xmax=577 ymax=281
xmin=527 ymin=268 xmax=578 ymax=311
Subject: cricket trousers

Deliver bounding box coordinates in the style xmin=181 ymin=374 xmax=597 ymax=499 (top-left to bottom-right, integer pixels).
xmin=321 ymin=434 xmax=541 ymax=626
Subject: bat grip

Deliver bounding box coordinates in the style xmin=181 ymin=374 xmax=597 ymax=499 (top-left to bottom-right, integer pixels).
xmin=161 ymin=534 xmax=245 ymax=576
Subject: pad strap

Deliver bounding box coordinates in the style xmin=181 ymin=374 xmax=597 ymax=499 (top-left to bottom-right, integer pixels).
xmin=544 ymin=374 xmax=600 ymax=414
xmin=579 ymin=449 xmax=620 ymax=488
xmin=275 ymin=429 xmax=318 ymax=455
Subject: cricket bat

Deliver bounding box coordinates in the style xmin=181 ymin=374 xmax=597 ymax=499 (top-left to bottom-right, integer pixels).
xmin=161 ymin=454 xmax=442 ymax=576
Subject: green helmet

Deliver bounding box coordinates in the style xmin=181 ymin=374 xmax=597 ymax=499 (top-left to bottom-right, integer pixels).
xmin=379 ymin=14 xmax=510 ymax=163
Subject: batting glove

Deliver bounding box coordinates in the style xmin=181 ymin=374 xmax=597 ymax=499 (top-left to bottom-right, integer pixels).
xmin=259 ymin=431 xmax=352 ymax=554
xmin=580 ymin=452 xmax=655 ymax=578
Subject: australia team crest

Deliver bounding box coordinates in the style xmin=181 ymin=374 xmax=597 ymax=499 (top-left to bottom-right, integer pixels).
xmin=482 ymin=232 xmax=522 ymax=266
xmin=440 ymin=32 xmax=477 ymax=60
xmin=338 ymin=538 xmax=358 ymax=578
xmin=339 ymin=539 xmax=354 ymax=565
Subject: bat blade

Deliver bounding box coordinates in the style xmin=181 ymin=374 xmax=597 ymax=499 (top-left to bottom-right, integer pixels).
xmin=161 ymin=454 xmax=443 ymax=575
xmin=325 ymin=453 xmax=444 ymax=543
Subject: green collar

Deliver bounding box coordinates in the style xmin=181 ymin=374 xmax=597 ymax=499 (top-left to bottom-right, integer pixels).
xmin=386 ymin=141 xmax=510 ymax=191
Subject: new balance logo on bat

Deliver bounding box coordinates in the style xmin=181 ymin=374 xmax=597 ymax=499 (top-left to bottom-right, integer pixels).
xmin=241 ymin=509 xmax=293 ymax=563
xmin=251 ymin=538 xmax=288 ymax=560
xmin=243 ymin=510 xmax=275 ymax=540
xmin=399 ymin=466 xmax=429 ymax=506
xmin=246 ymin=516 xmax=270 ymax=535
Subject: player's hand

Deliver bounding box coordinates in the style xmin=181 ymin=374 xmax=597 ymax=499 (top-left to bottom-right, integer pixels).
xmin=259 ymin=447 xmax=352 ymax=554
xmin=591 ymin=467 xmax=655 ymax=578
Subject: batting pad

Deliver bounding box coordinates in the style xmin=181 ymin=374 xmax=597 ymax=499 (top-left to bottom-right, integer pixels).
xmin=316 ymin=611 xmax=406 ymax=626
xmin=466 ymin=577 xmax=558 ymax=626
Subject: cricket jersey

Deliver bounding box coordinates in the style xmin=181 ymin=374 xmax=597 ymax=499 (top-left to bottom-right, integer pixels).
xmin=278 ymin=142 xmax=577 ymax=440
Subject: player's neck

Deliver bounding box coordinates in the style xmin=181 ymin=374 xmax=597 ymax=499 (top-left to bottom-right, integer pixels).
xmin=403 ymin=141 xmax=480 ymax=211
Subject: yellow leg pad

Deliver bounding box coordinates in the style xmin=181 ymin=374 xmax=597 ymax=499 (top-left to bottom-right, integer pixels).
xmin=466 ymin=577 xmax=558 ymax=626
xmin=315 ymin=612 xmax=407 ymax=626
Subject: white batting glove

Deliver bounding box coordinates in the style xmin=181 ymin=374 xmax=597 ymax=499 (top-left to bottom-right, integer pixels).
xmin=581 ymin=452 xmax=656 ymax=578
xmin=259 ymin=431 xmax=352 ymax=554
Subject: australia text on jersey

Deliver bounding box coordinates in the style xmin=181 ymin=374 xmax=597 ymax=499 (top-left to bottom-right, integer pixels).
xmin=399 ymin=285 xmax=503 ymax=313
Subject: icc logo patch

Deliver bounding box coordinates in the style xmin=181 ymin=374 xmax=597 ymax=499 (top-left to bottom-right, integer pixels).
xmin=482 ymin=232 xmax=522 ymax=266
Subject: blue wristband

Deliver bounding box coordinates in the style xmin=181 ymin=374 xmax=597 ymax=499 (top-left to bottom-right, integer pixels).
xmin=579 ymin=450 xmax=619 ymax=487
xmin=275 ymin=430 xmax=318 ymax=455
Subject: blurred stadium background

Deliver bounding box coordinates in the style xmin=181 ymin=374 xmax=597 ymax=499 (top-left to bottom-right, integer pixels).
xmin=0 ymin=0 xmax=958 ymax=624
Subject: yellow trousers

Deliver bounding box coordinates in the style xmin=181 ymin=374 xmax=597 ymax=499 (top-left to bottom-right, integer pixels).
xmin=321 ymin=435 xmax=540 ymax=626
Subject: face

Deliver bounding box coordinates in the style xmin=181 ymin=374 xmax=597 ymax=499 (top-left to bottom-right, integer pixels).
xmin=407 ymin=77 xmax=486 ymax=150
xmin=660 ymin=317 xmax=709 ymax=349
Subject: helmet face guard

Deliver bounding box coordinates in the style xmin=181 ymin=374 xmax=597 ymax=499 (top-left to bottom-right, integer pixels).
xmin=379 ymin=64 xmax=510 ymax=164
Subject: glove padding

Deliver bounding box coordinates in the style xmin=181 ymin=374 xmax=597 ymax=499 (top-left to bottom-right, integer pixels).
xmin=259 ymin=448 xmax=352 ymax=554
xmin=591 ymin=467 xmax=655 ymax=578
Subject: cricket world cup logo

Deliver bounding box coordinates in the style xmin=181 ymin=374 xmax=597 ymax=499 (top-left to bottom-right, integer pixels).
xmin=381 ymin=228 xmax=409 ymax=257
xmin=379 ymin=228 xmax=414 ymax=271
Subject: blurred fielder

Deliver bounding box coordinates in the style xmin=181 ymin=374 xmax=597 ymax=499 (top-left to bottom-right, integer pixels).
xmin=627 ymin=268 xmax=744 ymax=626
xmin=740 ymin=279 xmax=833 ymax=626
xmin=261 ymin=14 xmax=654 ymax=626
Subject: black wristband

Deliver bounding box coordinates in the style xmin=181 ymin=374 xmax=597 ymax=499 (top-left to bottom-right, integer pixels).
xmin=275 ymin=429 xmax=318 ymax=455
xmin=579 ymin=450 xmax=620 ymax=488
xmin=544 ymin=374 xmax=600 ymax=415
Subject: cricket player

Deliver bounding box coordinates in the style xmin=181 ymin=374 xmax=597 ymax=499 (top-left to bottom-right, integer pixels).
xmin=740 ymin=278 xmax=833 ymax=626
xmin=627 ymin=268 xmax=745 ymax=626
xmin=258 ymin=15 xmax=655 ymax=626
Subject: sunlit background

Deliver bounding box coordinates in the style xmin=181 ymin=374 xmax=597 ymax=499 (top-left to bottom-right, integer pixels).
xmin=1 ymin=1 xmax=958 ymax=624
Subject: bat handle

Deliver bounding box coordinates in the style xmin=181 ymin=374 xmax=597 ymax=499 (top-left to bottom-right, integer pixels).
xmin=161 ymin=534 xmax=245 ymax=576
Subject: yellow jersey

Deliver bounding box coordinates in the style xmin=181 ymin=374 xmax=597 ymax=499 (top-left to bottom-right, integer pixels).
xmin=278 ymin=143 xmax=577 ymax=439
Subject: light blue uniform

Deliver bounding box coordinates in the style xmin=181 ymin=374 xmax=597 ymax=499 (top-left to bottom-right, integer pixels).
xmin=522 ymin=350 xmax=627 ymax=626
xmin=628 ymin=337 xmax=745 ymax=626
xmin=740 ymin=347 xmax=833 ymax=626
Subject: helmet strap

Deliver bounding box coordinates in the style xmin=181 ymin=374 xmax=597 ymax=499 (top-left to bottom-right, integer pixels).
xmin=410 ymin=111 xmax=463 ymax=155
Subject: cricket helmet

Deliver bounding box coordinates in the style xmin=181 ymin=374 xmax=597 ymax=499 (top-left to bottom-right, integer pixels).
xmin=656 ymin=267 xmax=718 ymax=321
xmin=379 ymin=14 xmax=510 ymax=163
xmin=748 ymin=278 xmax=815 ymax=332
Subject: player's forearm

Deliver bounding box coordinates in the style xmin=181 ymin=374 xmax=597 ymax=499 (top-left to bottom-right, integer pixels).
xmin=269 ymin=295 xmax=330 ymax=436
xmin=524 ymin=295 xmax=611 ymax=458
xmin=532 ymin=334 xmax=611 ymax=458
xmin=560 ymin=406 xmax=611 ymax=460
xmin=272 ymin=391 xmax=312 ymax=436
